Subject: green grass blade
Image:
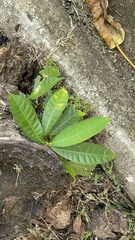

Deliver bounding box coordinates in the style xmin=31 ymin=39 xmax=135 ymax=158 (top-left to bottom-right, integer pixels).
xmin=28 ymin=76 xmax=62 ymax=100
xmin=8 ymin=92 xmax=45 ymax=144
xmin=50 ymin=106 xmax=85 ymax=136
xmin=50 ymin=117 xmax=111 ymax=147
xmin=51 ymin=142 xmax=116 ymax=165
xmin=42 ymin=88 xmax=68 ymax=135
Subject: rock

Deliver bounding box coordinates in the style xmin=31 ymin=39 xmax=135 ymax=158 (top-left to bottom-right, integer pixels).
xmin=0 ymin=136 xmax=70 ymax=197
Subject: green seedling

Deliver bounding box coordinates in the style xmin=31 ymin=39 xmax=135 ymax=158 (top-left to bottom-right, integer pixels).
xmin=128 ymin=219 xmax=135 ymax=239
xmin=7 ymin=61 xmax=116 ymax=179
xmin=103 ymin=162 xmax=121 ymax=192
xmin=82 ymin=231 xmax=92 ymax=240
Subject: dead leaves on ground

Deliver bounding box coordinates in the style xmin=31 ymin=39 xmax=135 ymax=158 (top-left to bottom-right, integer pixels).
xmin=91 ymin=208 xmax=129 ymax=238
xmin=43 ymin=190 xmax=72 ymax=229
xmin=85 ymin=0 xmax=125 ymax=49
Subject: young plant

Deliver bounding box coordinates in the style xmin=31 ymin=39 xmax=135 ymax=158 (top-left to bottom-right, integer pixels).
xmin=7 ymin=61 xmax=116 ymax=180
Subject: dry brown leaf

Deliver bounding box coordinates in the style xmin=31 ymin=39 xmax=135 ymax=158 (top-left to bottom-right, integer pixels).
xmin=73 ymin=215 xmax=86 ymax=239
xmin=91 ymin=208 xmax=128 ymax=238
xmin=119 ymin=236 xmax=130 ymax=240
xmin=85 ymin=0 xmax=125 ymax=49
xmin=100 ymin=0 xmax=108 ymax=17
xmin=85 ymin=0 xmax=135 ymax=68
xmin=73 ymin=215 xmax=82 ymax=235
xmin=43 ymin=190 xmax=72 ymax=229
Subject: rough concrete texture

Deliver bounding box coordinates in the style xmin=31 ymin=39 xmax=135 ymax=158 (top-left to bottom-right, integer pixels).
xmin=0 ymin=0 xmax=135 ymax=201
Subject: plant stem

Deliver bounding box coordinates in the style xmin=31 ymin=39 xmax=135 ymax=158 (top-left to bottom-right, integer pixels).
xmin=116 ymin=44 xmax=135 ymax=69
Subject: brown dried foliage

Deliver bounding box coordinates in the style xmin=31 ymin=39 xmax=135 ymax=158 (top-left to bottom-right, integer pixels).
xmin=85 ymin=0 xmax=125 ymax=49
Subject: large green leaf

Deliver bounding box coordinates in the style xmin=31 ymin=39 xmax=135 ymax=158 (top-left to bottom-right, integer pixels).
xmin=28 ymin=76 xmax=62 ymax=100
xmin=61 ymin=158 xmax=95 ymax=178
xmin=42 ymin=88 xmax=68 ymax=135
xmin=50 ymin=106 xmax=85 ymax=136
xmin=8 ymin=92 xmax=45 ymax=144
xmin=51 ymin=142 xmax=116 ymax=165
xmin=50 ymin=117 xmax=111 ymax=147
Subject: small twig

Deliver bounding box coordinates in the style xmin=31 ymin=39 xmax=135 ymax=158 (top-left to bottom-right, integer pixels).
xmin=40 ymin=217 xmax=60 ymax=240
xmin=116 ymin=44 xmax=135 ymax=69
xmin=13 ymin=163 xmax=23 ymax=186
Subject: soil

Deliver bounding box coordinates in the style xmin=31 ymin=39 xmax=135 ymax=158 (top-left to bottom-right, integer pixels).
xmin=0 ymin=0 xmax=135 ymax=239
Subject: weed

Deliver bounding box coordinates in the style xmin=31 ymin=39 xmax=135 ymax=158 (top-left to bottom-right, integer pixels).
xmin=82 ymin=231 xmax=92 ymax=240
xmin=128 ymin=219 xmax=135 ymax=239
xmin=94 ymin=173 xmax=104 ymax=184
xmin=68 ymin=95 xmax=94 ymax=116
xmin=103 ymin=161 xmax=121 ymax=192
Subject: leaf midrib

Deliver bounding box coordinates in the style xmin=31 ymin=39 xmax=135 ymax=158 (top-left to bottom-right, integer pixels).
xmin=52 ymin=147 xmax=112 ymax=157
xmin=52 ymin=125 xmax=96 ymax=146
xmin=43 ymin=101 xmax=62 ymax=134
xmin=12 ymin=96 xmax=44 ymax=144
xmin=52 ymin=111 xmax=77 ymax=134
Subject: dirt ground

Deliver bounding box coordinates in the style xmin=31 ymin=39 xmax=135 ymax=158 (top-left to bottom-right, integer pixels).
xmin=0 ymin=0 xmax=135 ymax=239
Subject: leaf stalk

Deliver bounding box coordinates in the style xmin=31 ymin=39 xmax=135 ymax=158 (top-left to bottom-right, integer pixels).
xmin=116 ymin=44 xmax=135 ymax=69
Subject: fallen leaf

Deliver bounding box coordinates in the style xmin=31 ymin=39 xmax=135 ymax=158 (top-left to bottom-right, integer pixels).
xmin=100 ymin=0 xmax=108 ymax=17
xmin=73 ymin=215 xmax=82 ymax=235
xmin=73 ymin=215 xmax=86 ymax=239
xmin=85 ymin=0 xmax=125 ymax=49
xmin=91 ymin=208 xmax=128 ymax=238
xmin=43 ymin=190 xmax=72 ymax=229
xmin=119 ymin=236 xmax=130 ymax=240
xmin=85 ymin=0 xmax=135 ymax=69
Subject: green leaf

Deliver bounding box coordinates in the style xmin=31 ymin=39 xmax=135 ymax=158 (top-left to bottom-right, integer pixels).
xmin=61 ymin=158 xmax=76 ymax=181
xmin=50 ymin=117 xmax=111 ymax=147
xmin=69 ymin=161 xmax=95 ymax=177
xmin=28 ymin=75 xmax=42 ymax=99
xmin=32 ymin=75 xmax=41 ymax=91
xmin=28 ymin=76 xmax=62 ymax=100
xmin=8 ymin=92 xmax=45 ymax=144
xmin=42 ymin=88 xmax=68 ymax=135
xmin=61 ymin=159 xmax=94 ymax=178
xmin=19 ymin=91 xmax=26 ymax=98
xmin=33 ymin=75 xmax=42 ymax=88
xmin=50 ymin=106 xmax=85 ymax=136
xmin=51 ymin=142 xmax=116 ymax=165
xmin=39 ymin=65 xmax=60 ymax=78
